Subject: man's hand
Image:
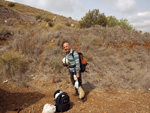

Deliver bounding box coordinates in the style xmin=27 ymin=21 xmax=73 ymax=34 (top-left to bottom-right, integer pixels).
xmin=76 ymin=74 xmax=80 ymax=78
xmin=62 ymin=62 xmax=68 ymax=66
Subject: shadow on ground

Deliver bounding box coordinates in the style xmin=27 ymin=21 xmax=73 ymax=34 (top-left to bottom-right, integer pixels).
xmin=82 ymin=81 xmax=96 ymax=101
xmin=0 ymin=88 xmax=45 ymax=113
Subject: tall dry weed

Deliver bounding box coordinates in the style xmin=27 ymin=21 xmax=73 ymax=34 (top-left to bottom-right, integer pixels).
xmin=0 ymin=50 xmax=28 ymax=80
xmin=52 ymin=23 xmax=70 ymax=31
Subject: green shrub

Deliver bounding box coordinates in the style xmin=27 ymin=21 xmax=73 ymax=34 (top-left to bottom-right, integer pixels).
xmin=0 ymin=50 xmax=28 ymax=78
xmin=79 ymin=9 xmax=133 ymax=30
xmin=8 ymin=2 xmax=15 ymax=7
xmin=48 ymin=21 xmax=54 ymax=27
xmin=79 ymin=9 xmax=107 ymax=28
xmin=119 ymin=18 xmax=133 ymax=30
xmin=0 ymin=27 xmax=10 ymax=35
xmin=65 ymin=22 xmax=71 ymax=27
xmin=96 ymin=13 xmax=107 ymax=27
xmin=44 ymin=18 xmax=52 ymax=22
xmin=107 ymin=16 xmax=119 ymax=27
xmin=35 ymin=15 xmax=41 ymax=20
xmin=68 ymin=17 xmax=72 ymax=19
xmin=53 ymin=60 xmax=61 ymax=71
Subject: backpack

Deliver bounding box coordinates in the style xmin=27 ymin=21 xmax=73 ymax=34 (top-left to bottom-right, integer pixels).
xmin=72 ymin=50 xmax=87 ymax=72
xmin=54 ymin=90 xmax=70 ymax=112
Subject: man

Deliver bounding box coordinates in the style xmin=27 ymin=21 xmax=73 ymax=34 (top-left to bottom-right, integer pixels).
xmin=63 ymin=42 xmax=83 ymax=101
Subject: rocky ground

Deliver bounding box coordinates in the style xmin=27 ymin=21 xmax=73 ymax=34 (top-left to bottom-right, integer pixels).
xmin=0 ymin=79 xmax=150 ymax=113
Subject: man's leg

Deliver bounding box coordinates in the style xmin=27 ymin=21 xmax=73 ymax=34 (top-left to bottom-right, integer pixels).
xmin=69 ymin=71 xmax=79 ymax=96
xmin=78 ymin=71 xmax=82 ymax=86
xmin=77 ymin=71 xmax=86 ymax=101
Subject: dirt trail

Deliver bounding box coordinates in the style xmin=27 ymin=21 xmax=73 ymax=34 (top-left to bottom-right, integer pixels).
xmin=0 ymin=80 xmax=150 ymax=113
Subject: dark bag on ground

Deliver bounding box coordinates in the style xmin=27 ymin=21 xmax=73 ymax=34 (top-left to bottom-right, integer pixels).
xmin=54 ymin=90 xmax=70 ymax=112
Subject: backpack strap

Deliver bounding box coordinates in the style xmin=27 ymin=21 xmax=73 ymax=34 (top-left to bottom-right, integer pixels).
xmin=71 ymin=50 xmax=75 ymax=59
xmin=54 ymin=91 xmax=63 ymax=101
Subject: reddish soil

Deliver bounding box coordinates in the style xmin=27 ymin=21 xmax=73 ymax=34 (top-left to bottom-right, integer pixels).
xmin=0 ymin=80 xmax=150 ymax=113
xmin=107 ymin=42 xmax=150 ymax=50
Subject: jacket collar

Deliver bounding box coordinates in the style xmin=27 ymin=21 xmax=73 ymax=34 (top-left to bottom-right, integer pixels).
xmin=66 ymin=49 xmax=73 ymax=55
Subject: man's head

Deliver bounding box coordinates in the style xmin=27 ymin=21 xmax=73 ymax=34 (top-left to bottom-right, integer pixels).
xmin=63 ymin=42 xmax=71 ymax=53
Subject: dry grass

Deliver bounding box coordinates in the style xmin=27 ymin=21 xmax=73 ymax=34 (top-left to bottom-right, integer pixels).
xmin=0 ymin=50 xmax=28 ymax=81
xmin=1 ymin=26 xmax=150 ymax=90
xmin=1 ymin=27 xmax=150 ymax=90
xmin=52 ymin=23 xmax=70 ymax=31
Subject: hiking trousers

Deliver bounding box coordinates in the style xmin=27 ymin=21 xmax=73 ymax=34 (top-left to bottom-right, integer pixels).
xmin=69 ymin=71 xmax=82 ymax=93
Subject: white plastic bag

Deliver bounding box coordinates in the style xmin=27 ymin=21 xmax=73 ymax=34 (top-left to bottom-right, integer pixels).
xmin=42 ymin=104 xmax=56 ymax=113
xmin=74 ymin=80 xmax=79 ymax=89
xmin=73 ymin=74 xmax=77 ymax=81
xmin=74 ymin=74 xmax=79 ymax=88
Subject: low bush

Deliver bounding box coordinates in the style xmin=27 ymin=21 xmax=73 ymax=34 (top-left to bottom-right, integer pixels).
xmin=35 ymin=15 xmax=42 ymax=20
xmin=65 ymin=22 xmax=71 ymax=27
xmin=119 ymin=18 xmax=133 ymax=30
xmin=79 ymin=9 xmax=133 ymax=30
xmin=8 ymin=2 xmax=15 ymax=7
xmin=48 ymin=21 xmax=54 ymax=27
xmin=0 ymin=50 xmax=28 ymax=79
xmin=52 ymin=23 xmax=68 ymax=31
xmin=44 ymin=18 xmax=52 ymax=22
xmin=79 ymin=9 xmax=107 ymax=28
xmin=39 ymin=23 xmax=50 ymax=30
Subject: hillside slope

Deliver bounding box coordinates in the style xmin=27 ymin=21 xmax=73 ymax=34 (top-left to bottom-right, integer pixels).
xmin=0 ymin=4 xmax=150 ymax=90
xmin=0 ymin=0 xmax=77 ymax=28
xmin=0 ymin=1 xmax=150 ymax=113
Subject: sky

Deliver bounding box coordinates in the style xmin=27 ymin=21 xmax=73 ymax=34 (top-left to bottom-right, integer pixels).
xmin=6 ymin=0 xmax=150 ymax=32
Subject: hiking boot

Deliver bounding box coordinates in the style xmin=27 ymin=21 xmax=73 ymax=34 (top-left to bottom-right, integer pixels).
xmin=77 ymin=98 xmax=84 ymax=101
xmin=73 ymin=92 xmax=79 ymax=96
xmin=77 ymin=97 xmax=86 ymax=102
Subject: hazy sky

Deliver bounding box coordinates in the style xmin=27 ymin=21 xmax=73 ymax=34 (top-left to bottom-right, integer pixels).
xmin=6 ymin=0 xmax=150 ymax=32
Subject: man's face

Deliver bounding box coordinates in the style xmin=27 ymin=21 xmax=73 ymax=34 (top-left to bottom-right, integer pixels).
xmin=63 ymin=43 xmax=71 ymax=53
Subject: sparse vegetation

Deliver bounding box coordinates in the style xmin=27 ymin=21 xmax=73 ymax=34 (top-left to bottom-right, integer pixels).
xmin=107 ymin=16 xmax=119 ymax=27
xmin=35 ymin=15 xmax=42 ymax=20
xmin=0 ymin=27 xmax=9 ymax=35
xmin=44 ymin=18 xmax=52 ymax=22
xmin=0 ymin=50 xmax=28 ymax=79
xmin=48 ymin=21 xmax=54 ymax=27
xmin=8 ymin=2 xmax=15 ymax=7
xmin=79 ymin=9 xmax=133 ymax=30
xmin=52 ymin=23 xmax=69 ymax=31
xmin=79 ymin=9 xmax=107 ymax=28
xmin=119 ymin=18 xmax=133 ymax=30
xmin=65 ymin=22 xmax=71 ymax=27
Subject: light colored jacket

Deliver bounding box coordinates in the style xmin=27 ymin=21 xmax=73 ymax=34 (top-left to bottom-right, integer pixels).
xmin=66 ymin=49 xmax=80 ymax=75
